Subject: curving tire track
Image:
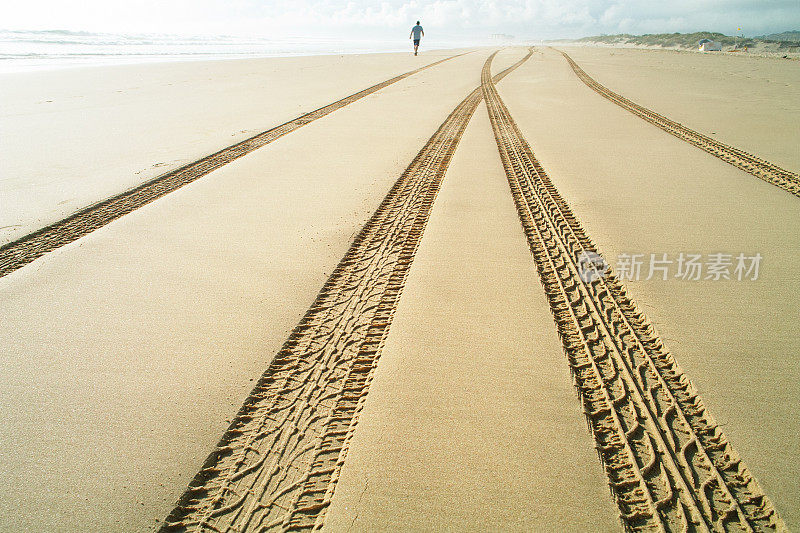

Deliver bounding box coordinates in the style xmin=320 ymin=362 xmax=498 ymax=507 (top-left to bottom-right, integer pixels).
xmin=482 ymin=53 xmax=786 ymax=531
xmin=556 ymin=49 xmax=800 ymax=199
xmin=0 ymin=52 xmax=469 ymax=278
xmin=159 ymin=49 xmax=533 ymax=533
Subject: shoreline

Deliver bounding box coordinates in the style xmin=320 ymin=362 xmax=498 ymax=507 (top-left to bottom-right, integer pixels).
xmin=0 ymin=41 xmax=485 ymax=74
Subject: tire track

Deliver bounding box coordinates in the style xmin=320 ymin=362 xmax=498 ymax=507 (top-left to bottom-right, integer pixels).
xmin=557 ymin=49 xmax=800 ymax=199
xmin=159 ymin=49 xmax=533 ymax=533
xmin=482 ymin=53 xmax=786 ymax=531
xmin=0 ymin=52 xmax=469 ymax=278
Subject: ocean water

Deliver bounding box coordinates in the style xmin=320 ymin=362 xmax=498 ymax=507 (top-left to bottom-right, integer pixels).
xmin=0 ymin=29 xmax=471 ymax=73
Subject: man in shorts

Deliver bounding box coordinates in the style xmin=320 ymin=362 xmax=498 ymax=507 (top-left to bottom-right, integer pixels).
xmin=409 ymin=21 xmax=424 ymax=55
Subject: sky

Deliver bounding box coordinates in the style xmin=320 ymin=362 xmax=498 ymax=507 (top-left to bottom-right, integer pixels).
xmin=2 ymin=0 xmax=799 ymax=41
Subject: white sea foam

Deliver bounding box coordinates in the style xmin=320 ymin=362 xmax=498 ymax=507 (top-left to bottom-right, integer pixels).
xmin=0 ymin=29 xmax=475 ymax=72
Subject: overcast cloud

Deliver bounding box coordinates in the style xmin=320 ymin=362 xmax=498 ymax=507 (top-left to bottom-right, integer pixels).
xmin=4 ymin=0 xmax=799 ymax=40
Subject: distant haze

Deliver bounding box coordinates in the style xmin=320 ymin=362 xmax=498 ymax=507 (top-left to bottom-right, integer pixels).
xmin=3 ymin=0 xmax=799 ymax=41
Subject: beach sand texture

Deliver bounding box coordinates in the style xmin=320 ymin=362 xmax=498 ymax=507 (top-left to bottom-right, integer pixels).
xmin=0 ymin=50 xmax=467 ymax=246
xmin=495 ymin=46 xmax=800 ymax=526
xmin=0 ymin=45 xmax=797 ymax=531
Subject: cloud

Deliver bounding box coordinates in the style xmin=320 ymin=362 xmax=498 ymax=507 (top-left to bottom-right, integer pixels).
xmin=3 ymin=0 xmax=799 ymax=39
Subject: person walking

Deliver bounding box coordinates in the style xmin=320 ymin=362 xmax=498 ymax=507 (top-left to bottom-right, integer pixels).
xmin=409 ymin=21 xmax=424 ymax=55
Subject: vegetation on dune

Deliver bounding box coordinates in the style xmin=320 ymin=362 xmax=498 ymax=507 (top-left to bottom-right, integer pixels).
xmin=577 ymin=32 xmax=751 ymax=48
xmin=756 ymin=30 xmax=800 ymax=42
xmin=573 ymin=31 xmax=800 ymax=52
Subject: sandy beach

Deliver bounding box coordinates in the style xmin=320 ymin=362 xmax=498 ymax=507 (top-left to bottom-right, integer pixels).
xmin=0 ymin=51 xmax=468 ymax=245
xmin=1 ymin=44 xmax=798 ymax=531
xmin=499 ymin=46 xmax=800 ymax=524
